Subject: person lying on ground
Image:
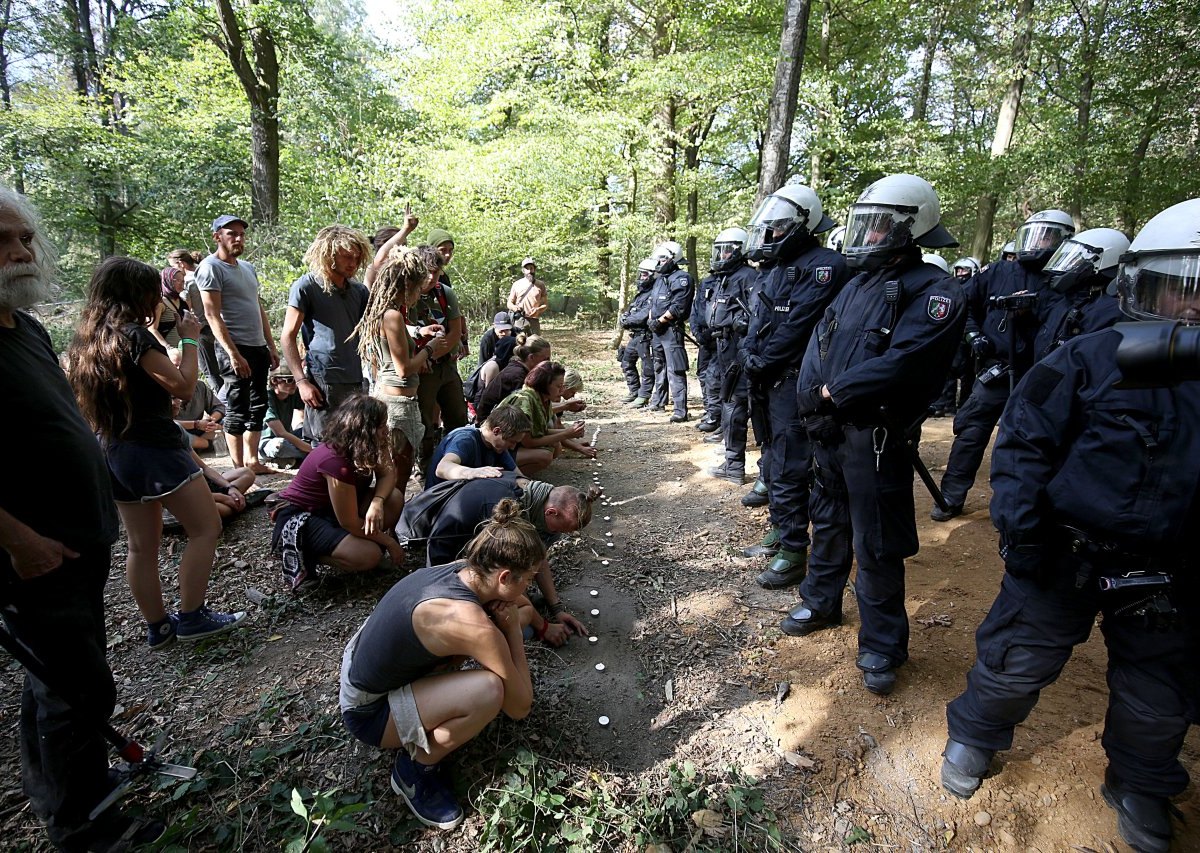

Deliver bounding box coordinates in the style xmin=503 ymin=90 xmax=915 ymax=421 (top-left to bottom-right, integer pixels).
xmin=259 ymin=366 xmax=313 ymax=465
xmin=67 ymin=256 xmax=246 ymax=647
xmin=167 ymin=400 xmax=256 ymax=525
xmin=270 ymin=394 xmax=405 ymax=590
xmin=494 ymin=361 xmax=585 ymax=476
xmin=550 ymin=368 xmax=597 ymax=460
xmin=473 ymin=335 xmax=550 ymax=422
xmin=340 ymin=498 xmax=540 ymax=831
xmin=395 ymin=473 xmax=595 ymax=645
xmin=426 ymin=405 xmax=531 ymax=487
xmin=170 ymin=346 xmax=225 ymax=451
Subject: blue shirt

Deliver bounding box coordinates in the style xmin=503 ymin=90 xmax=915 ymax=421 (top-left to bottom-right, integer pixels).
xmin=425 ymin=425 xmax=516 ymax=487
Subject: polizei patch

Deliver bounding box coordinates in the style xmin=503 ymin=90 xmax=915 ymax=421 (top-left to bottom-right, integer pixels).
xmin=927 ymin=294 xmax=952 ymax=321
xmin=815 ymin=266 xmax=832 ymax=285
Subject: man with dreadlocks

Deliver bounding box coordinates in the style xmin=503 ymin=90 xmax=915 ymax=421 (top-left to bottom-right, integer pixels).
xmin=281 ymin=225 xmax=375 ymax=441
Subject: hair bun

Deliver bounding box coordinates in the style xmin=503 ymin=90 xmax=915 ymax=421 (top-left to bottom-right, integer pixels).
xmin=490 ymin=497 xmax=522 ymax=525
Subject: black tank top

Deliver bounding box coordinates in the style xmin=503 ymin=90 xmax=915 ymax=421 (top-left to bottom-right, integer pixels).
xmin=347 ymin=561 xmax=480 ymax=694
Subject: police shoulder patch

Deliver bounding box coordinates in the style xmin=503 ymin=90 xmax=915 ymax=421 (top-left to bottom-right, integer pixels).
xmin=815 ymin=266 xmax=832 ymax=285
xmin=927 ymin=294 xmax=952 ymax=322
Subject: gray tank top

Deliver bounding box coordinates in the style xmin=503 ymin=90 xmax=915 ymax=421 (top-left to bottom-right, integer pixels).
xmin=375 ymin=329 xmax=420 ymax=390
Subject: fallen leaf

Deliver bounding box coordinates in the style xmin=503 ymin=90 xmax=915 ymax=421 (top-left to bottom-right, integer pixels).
xmin=783 ymin=751 xmax=815 ymax=769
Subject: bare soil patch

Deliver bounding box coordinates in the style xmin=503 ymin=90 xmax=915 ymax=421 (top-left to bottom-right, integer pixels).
xmin=2 ymin=327 xmax=1197 ymax=851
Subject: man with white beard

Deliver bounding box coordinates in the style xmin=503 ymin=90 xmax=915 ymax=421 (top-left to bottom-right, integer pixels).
xmin=0 ymin=186 xmax=164 ymax=851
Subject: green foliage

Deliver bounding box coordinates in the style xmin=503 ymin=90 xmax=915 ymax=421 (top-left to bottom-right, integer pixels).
xmin=474 ymin=750 xmax=782 ymax=852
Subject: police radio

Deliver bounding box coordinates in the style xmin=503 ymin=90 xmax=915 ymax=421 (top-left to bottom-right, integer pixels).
xmin=1114 ymin=321 xmax=1200 ymax=387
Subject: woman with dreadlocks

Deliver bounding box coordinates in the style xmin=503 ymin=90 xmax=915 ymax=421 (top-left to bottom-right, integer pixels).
xmin=353 ymin=246 xmax=452 ymax=491
xmin=67 ymin=257 xmax=246 ymax=648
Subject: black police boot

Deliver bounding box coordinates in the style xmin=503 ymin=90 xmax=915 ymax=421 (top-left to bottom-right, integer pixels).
xmin=696 ymin=418 xmax=720 ymax=433
xmin=669 ymin=413 xmax=690 ymax=423
xmin=856 ymin=651 xmax=897 ymax=695
xmin=779 ymin=600 xmax=842 ymax=637
xmin=707 ymin=463 xmax=747 ymax=485
xmin=940 ymin=739 xmax=994 ymax=799
xmin=741 ymin=478 xmax=769 ymax=508
xmin=930 ymin=502 xmax=963 ymax=522
xmin=742 ymin=527 xmax=780 ymax=558
xmin=756 ymin=548 xmax=807 ymax=589
xmin=620 ymin=391 xmax=638 ymax=403
xmin=703 ymin=433 xmax=724 ymax=443
xmin=1101 ymin=768 xmax=1174 ymax=853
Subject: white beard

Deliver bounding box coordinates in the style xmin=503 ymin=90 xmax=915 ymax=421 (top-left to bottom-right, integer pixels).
xmin=0 ymin=263 xmax=53 ymax=312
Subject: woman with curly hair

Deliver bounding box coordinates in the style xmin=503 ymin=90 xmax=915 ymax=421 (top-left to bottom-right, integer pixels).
xmin=67 ymin=257 xmax=246 ymax=648
xmin=340 ymin=497 xmax=541 ymax=830
xmin=494 ymin=360 xmax=585 ymax=475
xmin=270 ymin=394 xmax=407 ymax=590
xmin=353 ymin=246 xmax=453 ymax=490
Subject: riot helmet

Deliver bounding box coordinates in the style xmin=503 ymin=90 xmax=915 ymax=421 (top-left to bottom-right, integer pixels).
xmin=1001 ymin=241 xmax=1017 ymax=262
xmin=1114 ymin=198 xmax=1200 ymax=323
xmin=922 ymin=253 xmax=950 ymax=274
xmin=745 ymin=183 xmax=835 ymax=264
xmin=1044 ymin=227 xmax=1129 ymax=293
xmin=651 ymin=240 xmax=684 ymax=275
xmin=636 ymin=256 xmax=657 ymax=289
xmin=951 ymin=257 xmax=981 ymax=279
xmin=710 ymin=227 xmax=748 ymax=273
xmin=1014 ymin=209 xmax=1075 ymax=270
xmin=842 ymin=174 xmax=957 ymax=272
xmin=827 ymin=225 xmax=847 ymax=253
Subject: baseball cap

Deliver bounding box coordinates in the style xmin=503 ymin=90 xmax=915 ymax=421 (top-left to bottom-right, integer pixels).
xmin=212 ymin=214 xmax=249 ymax=233
xmin=521 ymin=257 xmax=536 ymax=268
xmin=493 ymin=311 xmax=513 ymax=331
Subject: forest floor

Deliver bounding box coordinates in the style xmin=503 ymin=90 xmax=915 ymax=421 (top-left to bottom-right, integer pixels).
xmin=3 ymin=326 xmax=1198 ymax=852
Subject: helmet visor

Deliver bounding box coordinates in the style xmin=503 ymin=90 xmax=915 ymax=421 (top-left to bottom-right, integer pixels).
xmin=710 ymin=241 xmax=742 ymax=269
xmin=844 ymin=205 xmax=914 ymax=255
xmin=1120 ymin=251 xmax=1200 ymax=322
xmin=1044 ymin=238 xmax=1102 ymax=276
xmin=1014 ymin=222 xmax=1070 ymax=256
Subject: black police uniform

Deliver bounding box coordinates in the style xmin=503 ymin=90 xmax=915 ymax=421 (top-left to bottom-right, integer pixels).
xmin=938 ymin=260 xmax=1044 ymax=510
xmin=794 ymin=256 xmax=965 ymax=670
xmin=649 ymin=266 xmax=695 ymax=419
xmin=691 ymin=274 xmax=722 ymax=427
xmin=742 ymin=243 xmax=849 ymax=556
xmin=946 ymin=327 xmax=1200 ymax=804
xmin=1032 ymin=285 xmax=1124 ymax=360
xmin=707 ymin=262 xmax=761 ymax=475
xmin=930 ymin=277 xmax=975 ymax=415
xmin=619 ymin=280 xmax=656 ymax=401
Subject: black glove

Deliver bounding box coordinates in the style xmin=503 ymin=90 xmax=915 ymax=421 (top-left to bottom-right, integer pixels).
xmin=653 ymin=319 xmax=670 ymax=335
xmin=803 ymin=414 xmax=841 ymax=447
xmin=796 ymin=384 xmax=833 ymax=417
xmin=968 ymin=333 xmax=992 ymax=358
xmin=741 ymin=351 xmax=765 ymax=378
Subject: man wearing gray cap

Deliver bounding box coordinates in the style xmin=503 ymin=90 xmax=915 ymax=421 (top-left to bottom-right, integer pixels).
xmin=197 ymin=214 xmax=280 ymax=474
xmin=507 ymin=257 xmax=548 ymax=335
xmin=477 ymin=310 xmax=513 ymax=366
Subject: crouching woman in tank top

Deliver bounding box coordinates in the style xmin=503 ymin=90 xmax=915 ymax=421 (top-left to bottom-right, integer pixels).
xmin=339 ymin=498 xmax=552 ymax=830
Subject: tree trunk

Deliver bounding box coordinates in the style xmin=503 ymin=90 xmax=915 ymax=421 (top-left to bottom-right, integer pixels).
xmin=595 ymin=179 xmax=612 ymax=306
xmin=652 ymin=96 xmax=677 ymax=232
xmin=757 ymin=0 xmax=813 ymax=206
xmin=809 ymin=0 xmax=831 ymax=190
xmin=970 ymin=0 xmax=1035 ymax=263
xmin=214 ymin=0 xmax=281 ymax=224
xmin=1119 ymin=93 xmax=1162 ymax=235
xmin=0 ymin=0 xmax=22 ymax=193
xmin=1069 ymin=0 xmax=1110 ymax=225
xmin=914 ymin=8 xmax=945 ymax=123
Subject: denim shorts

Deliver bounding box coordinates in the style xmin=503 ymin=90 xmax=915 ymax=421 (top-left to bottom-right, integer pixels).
xmin=106 ymin=441 xmax=202 ymax=503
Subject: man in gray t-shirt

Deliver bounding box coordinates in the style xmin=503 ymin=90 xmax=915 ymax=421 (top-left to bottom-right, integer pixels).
xmin=280 ymin=226 xmax=372 ymax=440
xmin=197 ymin=214 xmax=279 ymax=473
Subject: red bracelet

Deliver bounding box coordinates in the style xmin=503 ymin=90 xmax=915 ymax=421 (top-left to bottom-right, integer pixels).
xmin=535 ymin=620 xmax=549 ymax=640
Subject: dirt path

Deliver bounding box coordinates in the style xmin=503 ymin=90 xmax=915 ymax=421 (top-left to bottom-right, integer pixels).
xmin=2 ymin=327 xmax=1197 ymax=851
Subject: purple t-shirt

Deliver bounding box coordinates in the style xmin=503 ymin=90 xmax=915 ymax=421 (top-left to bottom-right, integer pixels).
xmin=277 ymin=443 xmax=371 ymax=513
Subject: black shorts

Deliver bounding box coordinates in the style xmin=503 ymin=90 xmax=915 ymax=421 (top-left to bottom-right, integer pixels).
xmin=271 ymin=501 xmax=350 ymax=559
xmin=106 ymin=441 xmax=202 ymax=503
xmin=341 ymin=697 xmax=390 ymax=747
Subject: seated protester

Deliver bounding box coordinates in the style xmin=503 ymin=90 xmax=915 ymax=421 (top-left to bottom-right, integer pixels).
xmin=270 ymin=395 xmax=405 ymax=590
xmin=549 ymin=368 xmax=597 ymax=460
xmin=170 ymin=346 xmax=226 ymax=451
xmin=395 ymin=474 xmax=594 ymax=646
xmin=427 ymin=406 xmax=532 ymax=487
xmin=340 ymin=499 xmax=540 ymax=830
xmin=167 ymin=402 xmax=257 ymax=528
xmin=464 ymin=334 xmax=517 ymax=422
xmin=260 ymin=367 xmax=313 ymax=464
xmin=477 ymin=311 xmax=513 ymax=366
xmin=473 ymin=336 xmax=550 ymax=422
xmin=494 ymin=361 xmax=585 ymax=476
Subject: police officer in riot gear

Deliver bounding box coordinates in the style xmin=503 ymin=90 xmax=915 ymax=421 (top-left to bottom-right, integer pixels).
xmin=702 ymin=228 xmax=760 ymax=483
xmin=932 ymin=209 xmax=1075 ymax=521
xmin=691 ymin=250 xmax=725 ymax=434
xmin=738 ymin=184 xmax=848 ymax=587
xmin=619 ymin=257 xmax=659 ymax=408
xmin=647 ymin=241 xmax=694 ymax=423
xmin=951 ymin=257 xmax=981 ymax=280
xmin=930 ymin=257 xmax=982 ymax=417
xmin=999 ymin=240 xmax=1017 ymax=263
xmin=827 ymin=225 xmax=847 ymax=253
xmin=942 ymin=199 xmax=1200 ymax=853
xmin=783 ymin=174 xmax=965 ymax=696
xmin=1032 ymin=227 xmax=1128 ymax=359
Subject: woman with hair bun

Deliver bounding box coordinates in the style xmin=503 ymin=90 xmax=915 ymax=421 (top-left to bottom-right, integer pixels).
xmin=339 ymin=498 xmax=546 ymax=830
